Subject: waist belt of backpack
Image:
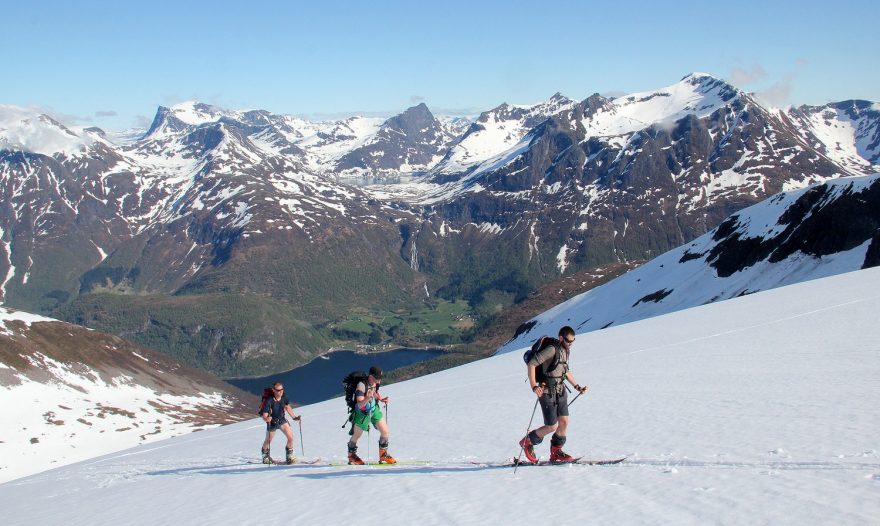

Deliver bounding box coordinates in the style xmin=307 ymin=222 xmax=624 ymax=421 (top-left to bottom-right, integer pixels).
xmin=545 ymin=376 xmax=566 ymax=393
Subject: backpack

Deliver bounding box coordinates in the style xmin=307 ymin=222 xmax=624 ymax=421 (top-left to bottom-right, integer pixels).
xmin=257 ymin=387 xmax=275 ymax=415
xmin=341 ymin=370 xmax=372 ymax=429
xmin=342 ymin=371 xmax=369 ymax=411
xmin=523 ymin=336 xmax=564 ymax=384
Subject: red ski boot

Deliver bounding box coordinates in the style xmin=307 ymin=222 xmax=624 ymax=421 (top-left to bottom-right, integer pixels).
xmin=550 ymin=445 xmax=575 ymax=463
xmin=519 ymin=435 xmax=538 ymax=463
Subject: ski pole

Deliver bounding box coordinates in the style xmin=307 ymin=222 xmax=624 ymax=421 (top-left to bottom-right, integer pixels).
xmin=383 ymin=400 xmax=388 ymax=424
xmin=367 ymin=408 xmax=371 ymax=464
xmin=569 ymin=386 xmax=589 ymax=408
xmin=514 ymin=398 xmax=540 ymax=474
xmin=298 ymin=418 xmax=305 ymax=457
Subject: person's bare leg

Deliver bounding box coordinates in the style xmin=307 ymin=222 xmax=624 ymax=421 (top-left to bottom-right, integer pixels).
xmin=281 ymin=423 xmax=295 ymax=449
xmin=376 ymin=418 xmax=390 ymax=440
xmin=554 ymin=416 xmax=569 ymax=438
xmin=262 ymin=430 xmax=275 ymax=451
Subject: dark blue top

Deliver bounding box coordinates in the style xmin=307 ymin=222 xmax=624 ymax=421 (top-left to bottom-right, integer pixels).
xmin=261 ymin=395 xmax=290 ymax=421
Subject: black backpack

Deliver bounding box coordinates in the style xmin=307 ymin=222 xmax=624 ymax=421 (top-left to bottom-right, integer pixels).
xmin=523 ymin=336 xmax=563 ymax=384
xmin=342 ymin=371 xmax=370 ymax=411
xmin=341 ymin=371 xmax=371 ymax=428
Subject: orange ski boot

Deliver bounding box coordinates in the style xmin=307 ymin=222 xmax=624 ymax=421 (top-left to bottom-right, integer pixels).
xmin=379 ymin=448 xmax=397 ymax=464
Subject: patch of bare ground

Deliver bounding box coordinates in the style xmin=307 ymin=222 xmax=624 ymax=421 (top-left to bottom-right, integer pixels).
xmin=43 ymin=412 xmax=64 ymax=425
xmin=95 ymin=404 xmax=137 ymax=419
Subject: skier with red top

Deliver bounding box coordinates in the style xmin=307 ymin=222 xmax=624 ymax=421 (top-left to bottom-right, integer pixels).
xmin=519 ymin=326 xmax=588 ymax=463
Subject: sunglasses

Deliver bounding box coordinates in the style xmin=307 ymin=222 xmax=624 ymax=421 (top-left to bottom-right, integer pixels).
xmin=563 ymin=338 xmax=575 ymax=344
xmin=274 ymin=387 xmax=284 ymax=392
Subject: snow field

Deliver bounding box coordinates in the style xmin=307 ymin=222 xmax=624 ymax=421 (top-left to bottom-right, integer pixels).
xmin=2 ymin=267 xmax=879 ymax=524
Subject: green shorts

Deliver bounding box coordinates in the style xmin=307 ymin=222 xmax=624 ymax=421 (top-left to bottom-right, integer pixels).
xmin=352 ymin=404 xmax=383 ymax=431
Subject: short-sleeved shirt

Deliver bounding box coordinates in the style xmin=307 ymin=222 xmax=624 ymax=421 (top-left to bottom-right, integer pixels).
xmin=262 ymin=395 xmax=290 ymax=421
xmin=355 ymin=381 xmax=378 ymax=412
xmin=528 ymin=339 xmax=568 ymax=379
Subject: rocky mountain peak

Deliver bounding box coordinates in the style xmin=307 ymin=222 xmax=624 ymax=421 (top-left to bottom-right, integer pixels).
xmin=143 ymin=106 xmax=190 ymax=138
xmin=680 ymin=72 xmax=742 ymax=102
xmin=385 ymin=102 xmax=438 ymax=136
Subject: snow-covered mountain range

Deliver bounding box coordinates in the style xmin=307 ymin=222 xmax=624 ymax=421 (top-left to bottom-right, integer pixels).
xmin=2 ymin=267 xmax=878 ymax=524
xmin=1 ymin=74 xmax=878 ymax=376
xmin=0 ymin=306 xmax=254 ymax=483
xmin=500 ymin=172 xmax=880 ymax=354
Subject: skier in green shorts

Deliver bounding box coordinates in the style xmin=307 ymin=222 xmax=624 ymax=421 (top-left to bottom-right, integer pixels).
xmin=348 ymin=366 xmax=396 ymax=465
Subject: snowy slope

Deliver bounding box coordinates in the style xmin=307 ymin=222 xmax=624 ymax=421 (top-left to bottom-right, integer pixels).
xmin=580 ymin=73 xmax=740 ymax=138
xmin=499 ymin=173 xmax=880 ymax=354
xmin=2 ymin=268 xmax=878 ymax=525
xmin=788 ymin=100 xmax=880 ymax=174
xmin=428 ymin=93 xmax=576 ymax=177
xmin=0 ymin=307 xmax=253 ymax=483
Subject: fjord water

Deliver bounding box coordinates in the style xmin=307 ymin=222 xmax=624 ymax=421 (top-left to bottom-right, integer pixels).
xmin=227 ymin=348 xmax=445 ymax=404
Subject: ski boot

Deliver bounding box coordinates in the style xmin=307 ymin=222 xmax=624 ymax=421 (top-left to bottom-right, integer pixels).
xmin=519 ymin=435 xmax=538 ymax=463
xmin=285 ymin=447 xmax=297 ymax=465
xmin=261 ymin=447 xmax=272 ymax=465
xmin=550 ymin=445 xmax=575 ymax=463
xmin=379 ymin=448 xmax=397 ymax=464
xmin=348 ymin=451 xmax=365 ymax=465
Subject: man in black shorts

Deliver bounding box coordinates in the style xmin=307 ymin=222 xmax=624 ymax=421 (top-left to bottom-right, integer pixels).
xmin=519 ymin=326 xmax=588 ymax=463
xmin=260 ymin=381 xmax=301 ymax=464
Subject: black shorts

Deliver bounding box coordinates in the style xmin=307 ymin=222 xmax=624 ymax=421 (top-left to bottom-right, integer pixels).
xmin=539 ymin=386 xmax=569 ymax=426
xmin=267 ymin=419 xmax=288 ymax=432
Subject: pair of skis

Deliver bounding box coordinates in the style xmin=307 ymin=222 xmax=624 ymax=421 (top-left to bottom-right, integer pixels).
xmin=504 ymin=456 xmax=626 ymax=467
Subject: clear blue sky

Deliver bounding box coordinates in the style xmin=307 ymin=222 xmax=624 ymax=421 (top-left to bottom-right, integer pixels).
xmin=3 ymin=0 xmax=877 ymax=130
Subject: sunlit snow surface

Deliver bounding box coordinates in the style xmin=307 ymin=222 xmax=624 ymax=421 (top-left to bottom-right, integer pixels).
xmin=2 ymin=268 xmax=878 ymax=525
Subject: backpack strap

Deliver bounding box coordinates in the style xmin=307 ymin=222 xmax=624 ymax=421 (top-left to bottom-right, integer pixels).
xmin=543 ymin=340 xmax=568 ymax=381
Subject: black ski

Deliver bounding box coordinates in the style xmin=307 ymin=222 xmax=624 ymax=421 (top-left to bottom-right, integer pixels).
xmin=513 ymin=457 xmax=626 ymax=467
xmin=474 ymin=457 xmax=626 ymax=468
